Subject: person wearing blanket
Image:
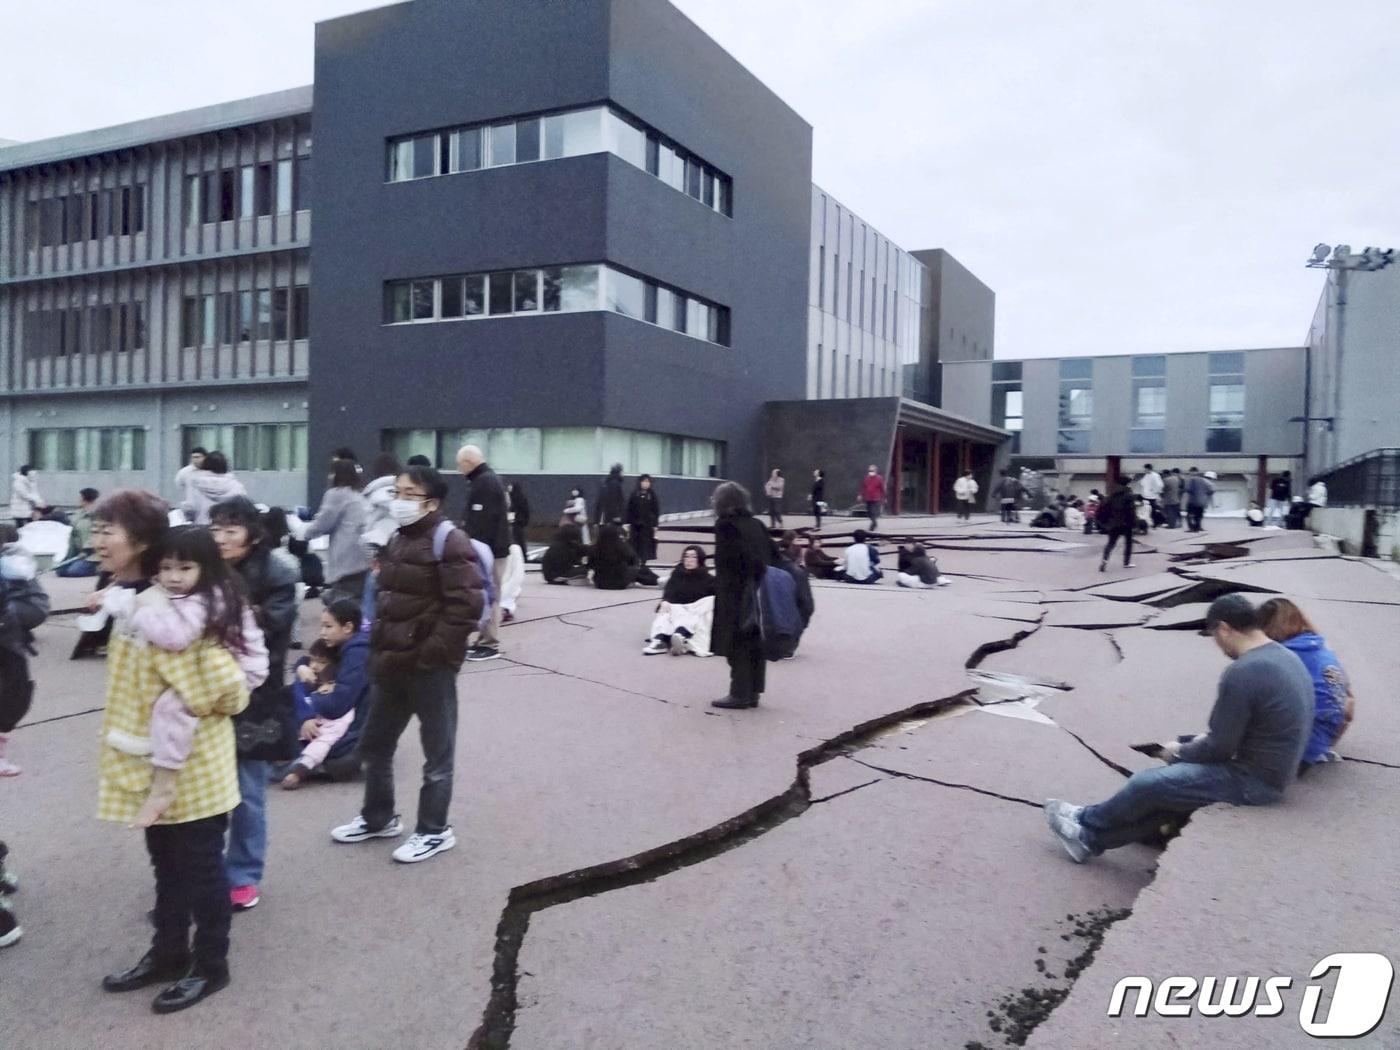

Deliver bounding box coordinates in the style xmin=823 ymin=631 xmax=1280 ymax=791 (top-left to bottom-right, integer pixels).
xmin=642 ymin=545 xmax=716 ymax=656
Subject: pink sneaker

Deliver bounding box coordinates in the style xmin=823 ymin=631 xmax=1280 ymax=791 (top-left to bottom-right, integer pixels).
xmin=230 ymin=885 xmax=259 ymax=911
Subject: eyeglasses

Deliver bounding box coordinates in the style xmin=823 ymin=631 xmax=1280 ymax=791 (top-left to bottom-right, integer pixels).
xmin=390 ymin=489 xmax=431 ymax=502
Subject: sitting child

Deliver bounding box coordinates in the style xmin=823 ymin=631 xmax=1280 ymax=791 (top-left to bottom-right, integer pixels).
xmin=101 ymin=525 xmax=267 ymax=827
xmin=282 ymin=640 xmax=353 ymax=788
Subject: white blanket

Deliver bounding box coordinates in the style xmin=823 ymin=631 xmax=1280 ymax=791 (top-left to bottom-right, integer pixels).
xmin=648 ymin=595 xmax=714 ymax=657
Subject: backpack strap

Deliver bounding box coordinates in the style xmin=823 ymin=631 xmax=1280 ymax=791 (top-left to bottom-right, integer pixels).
xmin=431 ymin=519 xmax=456 ymax=561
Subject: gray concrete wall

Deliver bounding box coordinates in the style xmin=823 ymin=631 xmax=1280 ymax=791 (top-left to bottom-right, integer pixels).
xmin=940 ymin=359 xmax=993 ymax=423
xmin=1243 ymin=346 xmax=1306 ymax=455
xmin=764 ymin=398 xmax=897 ymax=512
xmin=1163 ymin=351 xmax=1210 ymax=454
xmin=1092 ymin=356 xmax=1131 ymax=454
xmin=1020 ymin=358 xmax=1060 ymax=456
xmin=1334 ymin=266 xmax=1400 ymax=467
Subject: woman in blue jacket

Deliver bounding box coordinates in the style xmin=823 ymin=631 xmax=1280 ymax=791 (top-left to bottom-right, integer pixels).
xmin=1259 ymin=597 xmax=1354 ymax=767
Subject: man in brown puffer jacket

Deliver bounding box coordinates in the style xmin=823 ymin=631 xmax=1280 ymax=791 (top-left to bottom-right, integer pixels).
xmin=330 ymin=465 xmax=485 ymax=864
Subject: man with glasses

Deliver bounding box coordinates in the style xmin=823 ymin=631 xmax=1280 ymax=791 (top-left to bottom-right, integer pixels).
xmin=331 ymin=466 xmax=484 ymax=863
xmin=1042 ymin=594 xmax=1312 ymax=862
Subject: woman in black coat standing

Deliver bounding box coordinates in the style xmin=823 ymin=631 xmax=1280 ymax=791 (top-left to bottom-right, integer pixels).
xmin=710 ymin=482 xmax=774 ymax=710
xmin=625 ymin=474 xmax=661 ymax=562
xmin=810 ymin=468 xmax=826 ymax=532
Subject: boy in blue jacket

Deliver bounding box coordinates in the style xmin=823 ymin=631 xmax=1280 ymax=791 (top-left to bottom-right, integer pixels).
xmin=279 ymin=599 xmax=370 ymax=789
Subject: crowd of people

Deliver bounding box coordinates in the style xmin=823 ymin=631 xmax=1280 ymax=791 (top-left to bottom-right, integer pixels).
xmin=0 ymin=446 xmax=1359 ymax=1009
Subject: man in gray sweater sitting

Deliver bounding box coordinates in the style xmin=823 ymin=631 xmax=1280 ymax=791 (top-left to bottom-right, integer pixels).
xmin=1044 ymin=594 xmax=1313 ymax=862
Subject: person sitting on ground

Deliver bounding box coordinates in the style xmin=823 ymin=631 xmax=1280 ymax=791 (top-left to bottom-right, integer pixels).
xmin=57 ymin=488 xmax=103 ymax=578
xmin=1064 ymin=500 xmax=1086 ymax=531
xmin=1246 ymin=502 xmax=1265 ymax=527
xmin=1044 ymin=594 xmax=1312 ymax=862
xmin=281 ymin=641 xmax=351 ymax=788
xmin=589 ymin=523 xmax=642 ymax=590
xmin=643 ymin=545 xmax=716 ymax=656
xmin=837 ymin=529 xmax=882 ymax=584
xmin=0 ymin=840 xmax=20 ymax=947
xmin=1258 ymin=597 xmax=1354 ymax=770
xmin=542 ymin=522 xmax=590 ymax=584
xmin=804 ymin=534 xmax=838 ymax=581
xmin=1083 ymin=490 xmax=1101 ymax=535
xmin=896 ymin=542 xmax=949 ymax=589
xmin=774 ymin=533 xmax=815 ymax=657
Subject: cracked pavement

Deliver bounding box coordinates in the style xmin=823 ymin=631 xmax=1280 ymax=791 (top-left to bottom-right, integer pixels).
xmin=1 ymin=516 xmax=1397 ymax=1049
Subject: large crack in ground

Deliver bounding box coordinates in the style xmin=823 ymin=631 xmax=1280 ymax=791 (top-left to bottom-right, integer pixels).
xmin=465 ymin=600 xmax=1164 ymax=1050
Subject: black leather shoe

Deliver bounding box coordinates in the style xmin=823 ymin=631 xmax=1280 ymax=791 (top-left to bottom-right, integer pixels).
xmin=151 ymin=965 xmax=230 ymax=1014
xmin=711 ymin=696 xmax=757 ymax=710
xmin=103 ymin=951 xmax=190 ymax=993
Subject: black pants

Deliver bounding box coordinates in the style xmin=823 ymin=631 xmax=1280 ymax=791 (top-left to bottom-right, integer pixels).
xmin=812 ymin=500 xmax=823 ymax=531
xmin=865 ymin=501 xmax=880 ymax=529
xmin=1186 ymin=505 xmax=1205 ymax=532
xmin=768 ymin=499 xmax=783 ymax=528
xmin=632 ymin=524 xmax=656 ymax=562
xmin=957 ymin=501 xmax=972 ymax=520
xmin=1102 ymin=528 xmax=1134 ymax=566
xmin=360 ymin=667 xmax=458 ymax=835
xmin=727 ymin=631 xmax=766 ymax=702
xmin=146 ymin=813 xmax=231 ymax=973
xmin=1000 ymin=500 xmax=1016 ymax=524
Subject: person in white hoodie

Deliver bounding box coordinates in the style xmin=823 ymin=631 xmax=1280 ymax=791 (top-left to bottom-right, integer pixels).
xmin=9 ymin=466 xmax=43 ymax=528
xmin=359 ymin=452 xmax=401 ymax=552
xmin=174 ymin=447 xmax=207 ymax=514
xmin=182 ymin=451 xmax=248 ymax=525
xmin=953 ymin=471 xmax=979 ymax=521
xmin=1138 ymin=464 xmax=1164 ymax=527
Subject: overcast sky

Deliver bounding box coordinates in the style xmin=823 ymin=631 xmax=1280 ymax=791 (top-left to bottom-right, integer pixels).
xmin=3 ymin=0 xmax=1396 ymax=358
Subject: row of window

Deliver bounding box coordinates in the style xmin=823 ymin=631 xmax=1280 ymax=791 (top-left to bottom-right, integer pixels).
xmin=387 ymin=105 xmax=732 ymax=217
xmin=25 ymin=186 xmax=147 ymax=248
xmin=183 ymin=157 xmax=309 ymax=226
xmin=384 ymin=426 xmax=723 ymax=480
xmin=25 ymin=302 xmax=148 ymax=357
xmin=384 ymin=265 xmax=731 ymax=347
xmin=181 ymin=424 xmax=308 ymax=472
xmin=182 ymin=286 xmax=309 ymax=348
xmin=27 ymin=428 xmax=147 ymax=472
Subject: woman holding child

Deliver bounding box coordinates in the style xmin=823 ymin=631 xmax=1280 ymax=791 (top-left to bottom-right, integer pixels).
xmin=94 ymin=490 xmax=261 ymax=1013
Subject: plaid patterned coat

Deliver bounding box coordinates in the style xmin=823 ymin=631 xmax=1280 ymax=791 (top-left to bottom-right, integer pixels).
xmin=97 ymin=589 xmax=249 ymax=825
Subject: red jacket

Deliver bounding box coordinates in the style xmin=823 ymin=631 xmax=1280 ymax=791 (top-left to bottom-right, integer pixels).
xmin=859 ymin=473 xmax=886 ymax=502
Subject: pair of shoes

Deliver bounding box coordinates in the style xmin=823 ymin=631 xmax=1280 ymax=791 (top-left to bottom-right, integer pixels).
xmin=0 ymin=905 xmax=20 ymax=948
xmin=670 ymin=634 xmax=687 ymax=657
xmin=1043 ymin=799 xmax=1091 ymax=863
xmin=331 ymin=815 xmax=404 ymax=843
xmin=229 ymin=885 xmax=259 ymax=911
xmin=711 ymin=696 xmax=757 ymax=710
xmin=151 ymin=965 xmax=230 ymax=1014
xmin=102 ymin=950 xmax=190 ymax=993
xmin=392 ymin=828 xmax=457 ymax=864
xmin=280 ymin=764 xmax=309 ymax=790
xmin=465 ymin=646 xmax=500 ymax=662
xmin=642 ymin=640 xmax=667 ymax=655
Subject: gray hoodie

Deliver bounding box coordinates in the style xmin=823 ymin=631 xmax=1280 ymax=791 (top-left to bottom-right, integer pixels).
xmin=183 ymin=471 xmax=247 ymax=524
xmin=304 ymin=485 xmax=371 ymax=584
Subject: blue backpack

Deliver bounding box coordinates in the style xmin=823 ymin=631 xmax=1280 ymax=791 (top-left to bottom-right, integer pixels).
xmin=759 ymin=564 xmax=801 ymax=662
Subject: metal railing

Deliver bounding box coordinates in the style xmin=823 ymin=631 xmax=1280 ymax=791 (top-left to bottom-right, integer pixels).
xmin=1315 ymin=448 xmax=1400 ymax=508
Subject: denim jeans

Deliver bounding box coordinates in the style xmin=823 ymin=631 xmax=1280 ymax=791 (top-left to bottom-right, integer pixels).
xmin=359 ymin=667 xmax=458 ymax=835
xmin=1078 ymin=761 xmax=1281 ymax=854
xmin=225 ymin=759 xmax=271 ymax=887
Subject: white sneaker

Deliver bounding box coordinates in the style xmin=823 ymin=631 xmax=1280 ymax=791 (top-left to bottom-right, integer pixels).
xmin=0 ymin=758 xmax=20 ymax=778
xmin=1044 ymin=800 xmax=1091 ymax=863
xmin=392 ymin=828 xmax=457 ymax=864
xmin=642 ymin=640 xmax=667 ymax=655
xmin=936 ymin=577 xmax=952 ymax=587
xmin=330 ymin=815 xmax=403 ymax=843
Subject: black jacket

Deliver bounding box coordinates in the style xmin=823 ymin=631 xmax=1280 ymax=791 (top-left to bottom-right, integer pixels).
xmin=1269 ymin=477 xmax=1292 ymax=501
xmin=508 ymin=488 xmax=531 ymax=549
xmin=661 ymin=567 xmax=716 ymax=606
xmin=590 ymin=536 xmax=640 ymax=590
xmin=465 ymin=464 xmax=510 ymax=558
xmin=596 ymin=473 xmax=626 ymax=524
xmin=542 ymin=534 xmax=588 ymax=583
xmin=810 ymin=478 xmax=825 ymax=508
xmin=232 ymin=546 xmax=300 ymax=761
xmin=1098 ymin=490 xmax=1137 ymax=532
xmin=626 ymin=487 xmax=660 ymax=530
xmin=897 ymin=546 xmax=940 ymax=584
xmin=711 ymin=511 xmax=773 ymax=658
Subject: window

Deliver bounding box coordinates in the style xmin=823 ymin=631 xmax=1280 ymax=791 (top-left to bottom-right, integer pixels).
xmin=292 ymin=285 xmax=309 ymax=340
xmin=28 ymin=427 xmax=146 ymax=471
xmin=276 ymin=159 xmax=293 ymax=214
xmin=1207 ymin=351 xmax=1245 ymax=453
xmin=386 ymin=105 xmax=731 ymax=214
xmin=182 ymin=295 xmax=215 ymax=348
xmin=293 ymin=155 xmax=311 ymax=212
xmin=1057 ymin=358 xmax=1093 ymax=454
xmin=272 ymin=288 xmax=290 ymax=341
xmin=383 ymin=426 xmax=723 ymax=478
xmin=181 ymin=424 xmax=306 ymax=471
xmin=255 ymin=289 xmax=272 ymax=340
xmin=381 ymin=265 xmax=726 ymax=344
xmin=1131 ymin=354 xmax=1167 ymax=450
xmin=239 ymin=166 xmax=255 ymax=219
xmin=237 ymin=291 xmax=254 ymax=342
xmin=254 ymin=164 xmax=273 ymax=217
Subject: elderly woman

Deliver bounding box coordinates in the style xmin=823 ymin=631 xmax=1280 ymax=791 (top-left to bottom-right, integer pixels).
xmin=209 ymin=497 xmax=299 ymax=912
xmin=94 ymin=490 xmax=251 ymax=1013
xmin=1258 ymin=597 xmax=1355 ymax=768
xmin=643 ymin=545 xmax=716 ymax=656
xmin=710 ymin=482 xmax=773 ymax=710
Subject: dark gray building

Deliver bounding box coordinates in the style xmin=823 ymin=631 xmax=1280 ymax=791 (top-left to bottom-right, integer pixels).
xmin=309 ymin=0 xmax=812 ymax=513
xmin=912 ymin=248 xmax=995 ymax=408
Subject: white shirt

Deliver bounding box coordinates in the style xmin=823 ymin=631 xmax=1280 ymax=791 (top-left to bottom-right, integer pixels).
xmin=953 ymin=477 xmax=978 ymax=501
xmin=842 ymin=542 xmax=876 ymax=581
xmin=1140 ymin=471 xmax=1163 ymax=500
